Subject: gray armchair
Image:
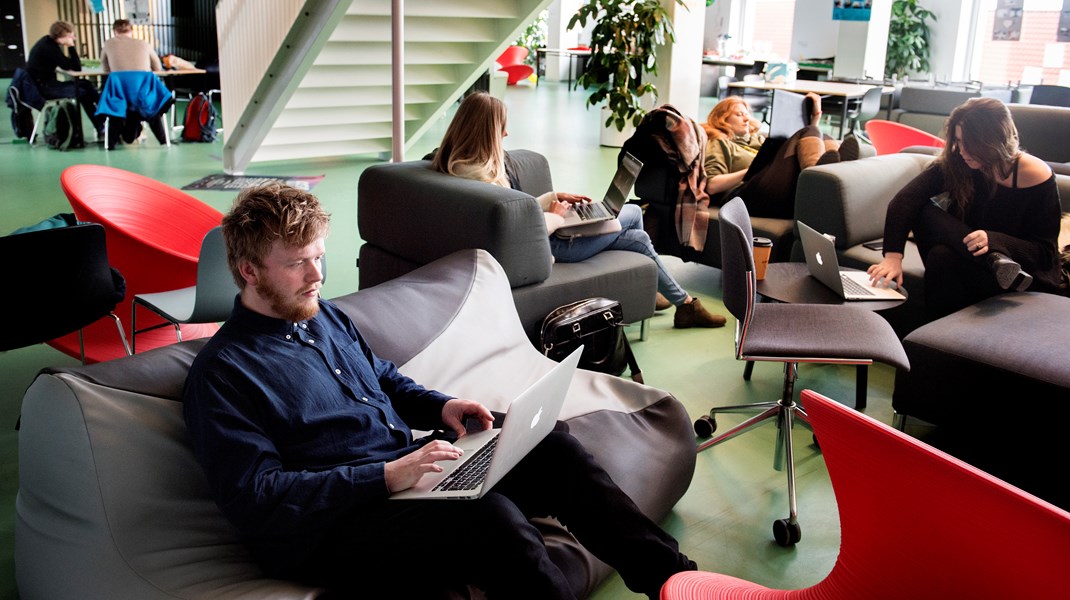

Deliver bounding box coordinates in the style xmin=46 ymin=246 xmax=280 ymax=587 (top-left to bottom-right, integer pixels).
xmin=357 ymin=150 xmax=657 ymax=340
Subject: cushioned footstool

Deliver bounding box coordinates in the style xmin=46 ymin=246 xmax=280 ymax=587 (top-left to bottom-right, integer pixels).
xmin=892 ymin=291 xmax=1070 ymax=429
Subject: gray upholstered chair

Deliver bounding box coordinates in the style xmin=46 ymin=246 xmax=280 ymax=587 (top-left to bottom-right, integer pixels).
xmin=357 ymin=150 xmax=657 ymax=341
xmin=131 ymin=226 xmax=238 ymax=352
xmin=693 ymin=198 xmax=908 ymax=547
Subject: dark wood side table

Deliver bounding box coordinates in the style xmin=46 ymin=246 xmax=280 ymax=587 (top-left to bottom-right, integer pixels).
xmin=751 ymin=262 xmax=907 ymax=409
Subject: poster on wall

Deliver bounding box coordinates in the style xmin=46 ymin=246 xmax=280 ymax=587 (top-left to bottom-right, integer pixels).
xmin=832 ymin=1 xmax=872 ymax=22
xmin=1059 ymin=0 xmax=1070 ymax=42
xmin=124 ymin=0 xmax=151 ymax=25
xmin=993 ymin=0 xmax=1023 ymax=41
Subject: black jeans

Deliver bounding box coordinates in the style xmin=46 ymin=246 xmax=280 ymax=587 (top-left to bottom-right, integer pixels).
xmin=913 ymin=203 xmax=1003 ymax=319
xmin=39 ymin=79 xmax=105 ymax=133
xmin=735 ymin=125 xmax=825 ymax=219
xmin=305 ymin=432 xmax=694 ymax=599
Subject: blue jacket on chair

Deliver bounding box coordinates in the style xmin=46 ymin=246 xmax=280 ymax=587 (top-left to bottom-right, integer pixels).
xmin=95 ymin=71 xmax=173 ymax=120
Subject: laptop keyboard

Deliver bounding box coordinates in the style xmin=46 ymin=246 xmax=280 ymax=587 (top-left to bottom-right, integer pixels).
xmin=841 ymin=275 xmax=876 ymax=297
xmin=433 ymin=436 xmax=499 ymax=492
xmin=574 ymin=202 xmax=613 ymax=221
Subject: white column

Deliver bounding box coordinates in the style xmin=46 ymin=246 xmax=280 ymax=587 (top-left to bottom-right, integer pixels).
xmin=832 ymin=0 xmax=893 ymax=80
xmin=651 ymin=0 xmax=706 ymax=119
xmin=547 ymin=0 xmax=583 ymax=82
xmin=391 ymin=0 xmax=404 ymax=162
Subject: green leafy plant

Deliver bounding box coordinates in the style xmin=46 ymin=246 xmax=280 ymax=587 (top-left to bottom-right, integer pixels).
xmin=515 ymin=10 xmax=548 ymax=66
xmin=885 ymin=0 xmax=937 ymax=79
xmin=569 ymin=0 xmax=684 ymax=131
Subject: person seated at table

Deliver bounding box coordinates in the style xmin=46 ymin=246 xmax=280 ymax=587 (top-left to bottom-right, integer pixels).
xmin=26 ymin=20 xmax=105 ymax=138
xmin=98 ymin=18 xmax=168 ymax=147
xmin=431 ymin=92 xmax=726 ymax=329
xmin=867 ymin=97 xmax=1065 ymax=319
xmin=701 ymin=94 xmax=860 ymax=219
xmin=100 ymin=19 xmax=163 ymax=73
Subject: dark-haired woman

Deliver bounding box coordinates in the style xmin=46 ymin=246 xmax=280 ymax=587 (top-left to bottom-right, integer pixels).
xmin=867 ymin=97 xmax=1063 ymax=319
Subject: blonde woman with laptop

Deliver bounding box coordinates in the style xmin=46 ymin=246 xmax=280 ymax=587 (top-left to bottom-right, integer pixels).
xmin=433 ymin=92 xmax=725 ymax=328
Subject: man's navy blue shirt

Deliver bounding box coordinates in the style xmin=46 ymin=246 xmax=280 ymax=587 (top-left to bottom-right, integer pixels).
xmin=183 ymin=297 xmax=451 ymax=570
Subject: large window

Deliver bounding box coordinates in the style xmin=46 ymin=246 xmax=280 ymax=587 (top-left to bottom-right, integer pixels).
xmin=750 ymin=0 xmax=797 ymax=60
xmin=969 ymin=0 xmax=1069 ymax=85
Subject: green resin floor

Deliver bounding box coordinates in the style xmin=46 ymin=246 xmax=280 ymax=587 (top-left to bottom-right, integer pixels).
xmin=0 ymin=81 xmax=906 ymax=599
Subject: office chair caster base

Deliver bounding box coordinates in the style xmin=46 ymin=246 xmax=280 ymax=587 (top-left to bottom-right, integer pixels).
xmin=694 ymin=415 xmax=717 ymax=438
xmin=773 ymin=518 xmax=802 ymax=547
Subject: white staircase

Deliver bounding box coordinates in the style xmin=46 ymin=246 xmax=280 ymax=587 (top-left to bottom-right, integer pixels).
xmin=220 ymin=0 xmax=550 ymax=174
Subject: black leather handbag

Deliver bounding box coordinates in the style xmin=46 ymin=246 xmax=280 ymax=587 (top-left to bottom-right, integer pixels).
xmin=539 ymin=298 xmax=643 ymax=383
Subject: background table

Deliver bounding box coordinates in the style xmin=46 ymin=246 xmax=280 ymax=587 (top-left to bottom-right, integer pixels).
xmin=535 ymin=48 xmax=591 ymax=89
xmin=727 ymin=80 xmax=893 ymax=138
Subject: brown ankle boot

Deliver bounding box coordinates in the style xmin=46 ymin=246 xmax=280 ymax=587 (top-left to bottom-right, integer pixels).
xmin=796 ymin=136 xmax=825 ymax=169
xmin=816 ymin=149 xmax=841 ymax=165
xmin=839 ymin=134 xmax=861 ymax=161
xmin=655 ymin=292 xmax=672 ymax=311
xmin=674 ymin=298 xmax=727 ymax=329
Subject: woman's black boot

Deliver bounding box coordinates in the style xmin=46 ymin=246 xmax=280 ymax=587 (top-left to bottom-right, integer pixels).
xmin=988 ymin=252 xmax=1033 ymax=291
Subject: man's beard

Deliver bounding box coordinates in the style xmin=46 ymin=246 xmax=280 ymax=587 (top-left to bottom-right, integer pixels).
xmin=257 ymin=278 xmax=319 ymax=322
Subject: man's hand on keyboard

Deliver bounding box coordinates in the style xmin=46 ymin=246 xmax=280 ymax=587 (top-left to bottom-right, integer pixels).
xmin=384 ymin=440 xmax=464 ymax=492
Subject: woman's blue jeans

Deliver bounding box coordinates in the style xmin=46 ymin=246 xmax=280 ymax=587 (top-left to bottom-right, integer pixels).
xmin=549 ymin=204 xmax=688 ymax=305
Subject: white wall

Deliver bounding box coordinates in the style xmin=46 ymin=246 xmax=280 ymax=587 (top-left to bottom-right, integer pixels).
xmin=925 ymin=0 xmax=973 ymax=81
xmin=703 ymin=0 xmax=735 ymax=53
xmin=653 ymin=0 xmax=706 ymax=118
xmin=832 ymin=0 xmax=892 ymax=79
xmin=790 ymin=0 xmax=839 ymax=61
xmin=547 ymin=0 xmax=584 ymax=81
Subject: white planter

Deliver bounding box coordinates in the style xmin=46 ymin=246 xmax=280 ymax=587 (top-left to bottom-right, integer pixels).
xmin=599 ymin=106 xmax=636 ymax=147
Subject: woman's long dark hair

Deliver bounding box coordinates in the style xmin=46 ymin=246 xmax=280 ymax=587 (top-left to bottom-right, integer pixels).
xmin=938 ymin=97 xmax=1021 ymax=212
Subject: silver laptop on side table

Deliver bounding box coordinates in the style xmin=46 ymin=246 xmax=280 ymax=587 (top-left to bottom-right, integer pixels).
xmin=797 ymin=221 xmax=907 ymax=301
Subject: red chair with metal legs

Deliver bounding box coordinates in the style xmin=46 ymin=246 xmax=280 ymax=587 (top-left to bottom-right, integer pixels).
xmin=663 ymin=389 xmax=1070 ymax=599
xmin=59 ymin=165 xmax=223 ymax=362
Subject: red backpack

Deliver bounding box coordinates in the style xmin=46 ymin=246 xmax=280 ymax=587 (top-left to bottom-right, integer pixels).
xmin=182 ymin=92 xmax=217 ymax=142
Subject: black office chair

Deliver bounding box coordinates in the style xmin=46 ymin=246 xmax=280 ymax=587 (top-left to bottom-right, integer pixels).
xmin=694 ymin=198 xmax=908 ymax=547
xmin=0 ymin=224 xmax=129 ymax=363
xmin=845 ymin=85 xmax=883 ymax=141
xmin=1027 ymin=84 xmax=1070 ymax=107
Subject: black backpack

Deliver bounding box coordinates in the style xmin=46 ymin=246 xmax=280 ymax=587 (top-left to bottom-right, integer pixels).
xmin=6 ymin=87 xmax=36 ymax=140
xmin=182 ymin=92 xmax=217 ymax=142
xmin=42 ymin=99 xmax=85 ymax=151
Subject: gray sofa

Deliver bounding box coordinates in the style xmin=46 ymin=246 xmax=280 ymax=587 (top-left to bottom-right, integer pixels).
xmin=15 ymin=249 xmax=696 ymax=599
xmin=357 ymin=150 xmax=657 ymax=341
xmin=889 ymin=88 xmax=1070 ymax=165
xmin=793 ymin=152 xmax=1070 ymax=334
xmin=890 ymin=85 xmax=1013 ymax=136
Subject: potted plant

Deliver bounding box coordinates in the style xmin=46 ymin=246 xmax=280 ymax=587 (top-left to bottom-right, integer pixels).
xmin=885 ymin=0 xmax=937 ymax=80
xmin=568 ymin=0 xmax=684 ymax=144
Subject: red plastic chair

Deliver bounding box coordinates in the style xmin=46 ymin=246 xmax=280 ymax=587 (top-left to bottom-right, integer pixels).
xmin=58 ymin=165 xmax=223 ymax=362
xmin=864 ymin=119 xmax=946 ymax=156
xmin=661 ymin=389 xmax=1070 ymax=599
xmin=496 ymin=45 xmax=534 ymax=85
